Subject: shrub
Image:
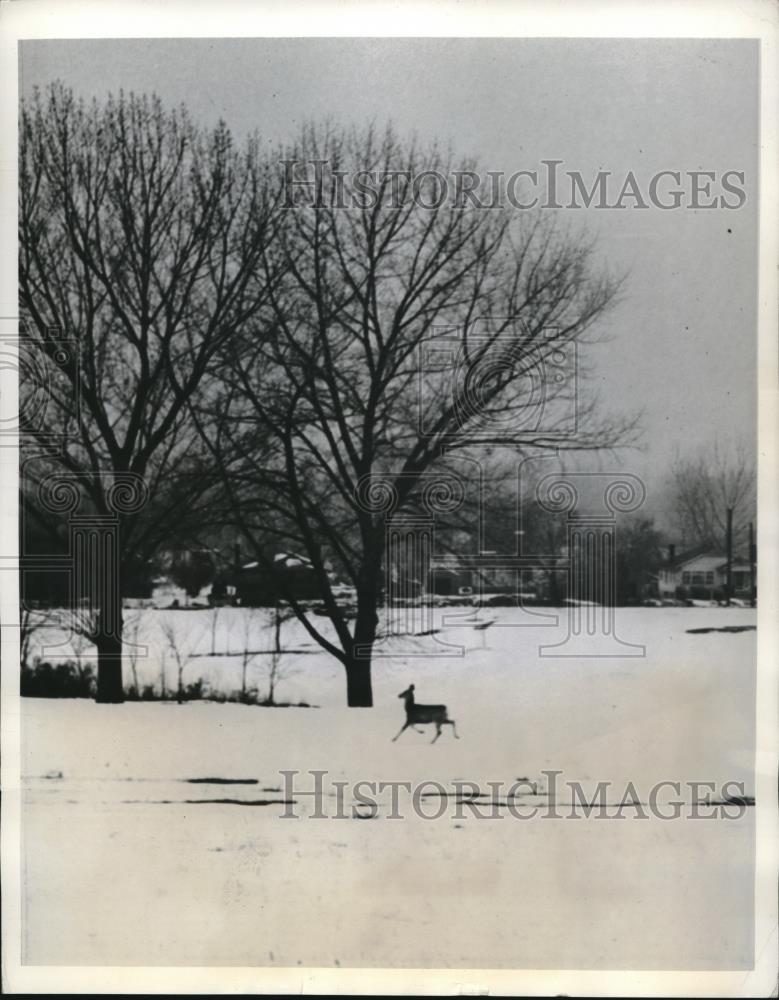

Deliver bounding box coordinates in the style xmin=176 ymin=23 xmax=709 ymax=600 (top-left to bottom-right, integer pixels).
xmin=21 ymin=663 xmax=314 ymax=706
xmin=182 ymin=678 xmax=207 ymax=701
xmin=21 ymin=658 xmax=96 ymax=698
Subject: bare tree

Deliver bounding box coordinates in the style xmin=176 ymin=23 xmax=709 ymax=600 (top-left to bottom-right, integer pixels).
xmin=229 ymin=605 xmax=297 ymax=703
xmin=200 ymin=123 xmax=633 ymax=706
xmin=265 ymin=601 xmax=297 ymax=705
xmin=669 ymin=440 xmax=756 ymax=553
xmin=69 ymin=627 xmax=93 ymax=674
xmin=19 ymin=605 xmax=58 ymax=671
xmin=159 ymin=642 xmax=168 ymax=701
xmin=20 ymin=607 xmax=36 ymax=671
xmin=614 ymin=517 xmax=664 ymax=604
xmin=124 ymin=610 xmax=144 ymax=694
xmin=235 ymin=608 xmax=261 ymax=701
xmin=160 ymin=617 xmax=204 ymax=704
xmin=19 ymin=84 xmax=277 ymax=702
xmin=209 ymin=606 xmax=221 ymax=656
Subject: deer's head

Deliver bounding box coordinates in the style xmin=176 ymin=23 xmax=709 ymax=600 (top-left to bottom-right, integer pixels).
xmin=398 ymin=684 xmax=415 ymax=700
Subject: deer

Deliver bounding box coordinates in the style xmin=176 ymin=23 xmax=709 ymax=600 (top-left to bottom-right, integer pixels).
xmin=392 ymin=684 xmax=459 ymax=743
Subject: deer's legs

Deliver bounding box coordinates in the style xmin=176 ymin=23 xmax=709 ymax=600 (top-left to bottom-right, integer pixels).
xmin=448 ymin=719 xmax=459 ymax=739
xmin=431 ymin=724 xmax=442 ymax=743
xmin=392 ymin=721 xmax=410 ymax=742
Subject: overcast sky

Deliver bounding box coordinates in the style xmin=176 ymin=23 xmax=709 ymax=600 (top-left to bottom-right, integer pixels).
xmin=19 ymin=38 xmax=759 ymax=524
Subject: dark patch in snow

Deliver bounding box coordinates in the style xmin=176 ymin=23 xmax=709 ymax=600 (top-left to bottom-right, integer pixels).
xmin=420 ymin=791 xmax=493 ymax=800
xmin=686 ymin=625 xmax=756 ymax=634
xmin=702 ymin=795 xmax=755 ymax=807
xmin=420 ymin=788 xmax=545 ymax=800
xmin=185 ymin=777 xmax=259 ymax=785
xmin=125 ymin=798 xmax=297 ymax=807
xmin=184 ymin=798 xmax=296 ymax=806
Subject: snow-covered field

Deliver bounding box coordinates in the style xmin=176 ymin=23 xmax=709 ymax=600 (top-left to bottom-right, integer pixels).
xmin=20 ymin=606 xmax=756 ymax=969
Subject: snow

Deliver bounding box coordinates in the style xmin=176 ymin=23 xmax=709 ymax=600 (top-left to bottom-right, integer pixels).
xmin=20 ymin=606 xmax=756 ymax=969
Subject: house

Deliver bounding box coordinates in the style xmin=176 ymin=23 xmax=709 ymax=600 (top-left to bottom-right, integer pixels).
xmin=657 ymin=547 xmax=755 ymax=600
xmin=427 ymin=555 xmax=473 ymax=597
xmin=207 ymin=551 xmax=325 ymax=607
xmin=426 ymin=552 xmax=566 ymax=603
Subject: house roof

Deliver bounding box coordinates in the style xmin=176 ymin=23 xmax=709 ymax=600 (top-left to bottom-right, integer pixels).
xmin=675 ymin=554 xmax=728 ymax=572
xmin=668 ymin=553 xmax=754 ymax=573
xmin=241 ymin=552 xmax=314 ymax=573
xmin=659 ymin=546 xmax=709 ymax=569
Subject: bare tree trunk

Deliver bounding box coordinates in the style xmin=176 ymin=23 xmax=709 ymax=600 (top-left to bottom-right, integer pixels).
xmin=210 ymin=607 xmax=220 ymax=655
xmin=95 ymin=629 xmax=124 ymax=703
xmin=129 ymin=656 xmax=139 ymax=694
xmin=344 ymin=655 xmax=373 ymax=707
xmin=268 ymin=603 xmax=283 ymax=705
xmin=93 ymin=554 xmax=125 ymax=702
xmin=342 ymin=548 xmax=383 ymax=707
xmin=241 ymin=653 xmax=249 ymax=700
xmin=725 ymin=506 xmax=733 ymax=606
xmin=749 ymin=521 xmax=756 ymax=608
xmin=274 ymin=602 xmax=282 ymax=658
xmin=345 ymin=592 xmax=378 ymax=707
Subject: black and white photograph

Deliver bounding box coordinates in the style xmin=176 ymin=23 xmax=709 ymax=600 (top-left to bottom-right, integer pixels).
xmin=1 ymin=2 xmax=777 ymax=995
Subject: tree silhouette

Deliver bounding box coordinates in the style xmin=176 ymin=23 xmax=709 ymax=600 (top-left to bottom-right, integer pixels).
xmin=201 ymin=123 xmax=632 ymax=706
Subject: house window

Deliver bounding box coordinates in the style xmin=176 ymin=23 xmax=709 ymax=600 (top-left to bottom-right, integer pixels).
xmin=705 ymin=572 xmax=714 ymax=584
xmin=691 ymin=572 xmax=704 ymax=585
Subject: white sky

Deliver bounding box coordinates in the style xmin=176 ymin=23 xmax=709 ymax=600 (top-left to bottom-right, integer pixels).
xmin=19 ymin=38 xmax=759 ymax=523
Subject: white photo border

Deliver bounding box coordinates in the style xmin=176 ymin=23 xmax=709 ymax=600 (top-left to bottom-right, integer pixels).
xmin=1 ymin=2 xmax=776 ymax=995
